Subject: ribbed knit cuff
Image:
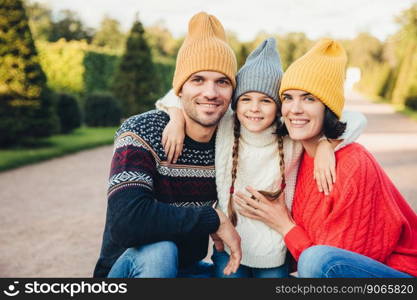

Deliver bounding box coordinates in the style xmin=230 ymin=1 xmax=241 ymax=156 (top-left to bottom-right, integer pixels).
xmin=284 ymin=225 xmax=313 ymax=261
xmin=193 ymin=207 xmax=220 ymax=235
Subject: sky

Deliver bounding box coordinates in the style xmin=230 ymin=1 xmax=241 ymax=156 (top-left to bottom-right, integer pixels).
xmin=34 ymin=0 xmax=416 ymax=41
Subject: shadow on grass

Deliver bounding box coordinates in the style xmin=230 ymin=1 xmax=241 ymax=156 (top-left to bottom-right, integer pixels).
xmin=8 ymin=138 xmax=54 ymax=149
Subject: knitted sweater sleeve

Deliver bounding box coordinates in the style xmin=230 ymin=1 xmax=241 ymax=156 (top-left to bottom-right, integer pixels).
xmin=335 ymin=110 xmax=367 ymax=150
xmin=107 ymin=131 xmax=219 ymax=248
xmin=155 ymin=89 xmax=182 ymax=111
xmin=214 ymin=109 xmax=234 ymax=212
xmin=284 ymin=149 xmax=405 ymax=262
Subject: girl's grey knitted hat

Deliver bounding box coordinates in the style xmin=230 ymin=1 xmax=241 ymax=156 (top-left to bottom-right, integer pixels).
xmin=231 ymin=37 xmax=283 ymax=110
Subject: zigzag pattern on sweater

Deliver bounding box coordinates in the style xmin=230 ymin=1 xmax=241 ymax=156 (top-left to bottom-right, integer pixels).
xmin=109 ymin=171 xmax=153 ymax=192
xmin=170 ymin=200 xmax=217 ymax=207
xmin=113 ymin=135 xmax=145 ymax=152
xmin=157 ymin=164 xmax=215 ymax=178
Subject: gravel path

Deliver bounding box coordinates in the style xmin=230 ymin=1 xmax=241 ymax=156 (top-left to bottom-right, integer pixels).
xmin=0 ymin=91 xmax=416 ymax=277
xmin=0 ymin=146 xmax=112 ymax=277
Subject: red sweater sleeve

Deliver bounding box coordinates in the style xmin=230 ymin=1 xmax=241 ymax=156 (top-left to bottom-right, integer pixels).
xmin=284 ymin=225 xmax=313 ymax=260
xmin=285 ymin=147 xmax=406 ymax=263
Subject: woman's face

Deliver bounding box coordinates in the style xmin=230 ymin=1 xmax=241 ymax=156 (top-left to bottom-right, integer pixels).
xmin=281 ymin=89 xmax=325 ymax=142
xmin=236 ymin=92 xmax=277 ymax=133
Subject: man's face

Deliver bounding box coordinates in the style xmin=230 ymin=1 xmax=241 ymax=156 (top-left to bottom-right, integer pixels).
xmin=179 ymin=71 xmax=233 ymax=128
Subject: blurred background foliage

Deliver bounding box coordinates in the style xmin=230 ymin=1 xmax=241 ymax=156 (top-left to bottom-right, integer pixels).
xmin=1 ymin=0 xmax=417 ymax=148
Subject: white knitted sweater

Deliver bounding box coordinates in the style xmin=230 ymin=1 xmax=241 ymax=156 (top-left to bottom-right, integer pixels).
xmin=215 ymin=109 xmax=302 ymax=267
xmin=156 ymin=90 xmax=366 ymax=268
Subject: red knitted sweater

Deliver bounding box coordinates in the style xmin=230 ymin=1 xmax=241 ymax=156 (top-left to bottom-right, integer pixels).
xmin=284 ymin=143 xmax=417 ymax=277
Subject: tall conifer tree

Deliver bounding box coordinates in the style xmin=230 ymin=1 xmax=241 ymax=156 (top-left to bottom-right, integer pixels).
xmin=112 ymin=14 xmax=157 ymax=117
xmin=0 ymin=0 xmax=57 ymax=146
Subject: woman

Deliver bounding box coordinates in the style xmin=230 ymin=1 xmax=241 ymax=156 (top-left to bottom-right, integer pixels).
xmin=157 ymin=38 xmax=366 ymax=277
xmin=235 ymin=38 xmax=417 ymax=278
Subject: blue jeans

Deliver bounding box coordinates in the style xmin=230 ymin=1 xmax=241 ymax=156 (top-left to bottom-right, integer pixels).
xmin=297 ymin=245 xmax=413 ymax=278
xmin=107 ymin=241 xmax=213 ymax=278
xmin=211 ymin=247 xmax=289 ymax=278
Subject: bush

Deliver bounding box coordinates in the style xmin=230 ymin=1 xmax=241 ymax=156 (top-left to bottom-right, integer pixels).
xmin=57 ymin=93 xmax=81 ymax=133
xmin=405 ymin=95 xmax=417 ymax=110
xmin=84 ymin=93 xmax=122 ymax=127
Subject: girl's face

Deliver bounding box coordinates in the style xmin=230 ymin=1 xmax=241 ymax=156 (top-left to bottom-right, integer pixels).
xmin=281 ymin=89 xmax=325 ymax=142
xmin=236 ymin=92 xmax=277 ymax=133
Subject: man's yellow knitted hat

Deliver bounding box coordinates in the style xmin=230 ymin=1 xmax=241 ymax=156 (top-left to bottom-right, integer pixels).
xmin=279 ymin=38 xmax=347 ymax=118
xmin=172 ymin=12 xmax=237 ymax=95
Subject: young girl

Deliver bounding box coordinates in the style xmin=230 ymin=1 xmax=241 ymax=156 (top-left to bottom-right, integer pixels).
xmin=156 ymin=38 xmax=366 ymax=278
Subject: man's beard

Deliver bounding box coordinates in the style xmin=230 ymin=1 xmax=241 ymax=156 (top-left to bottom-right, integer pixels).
xmin=182 ymin=103 xmax=225 ymax=128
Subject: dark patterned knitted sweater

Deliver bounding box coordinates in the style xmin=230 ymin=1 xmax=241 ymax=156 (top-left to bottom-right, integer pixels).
xmin=94 ymin=110 xmax=220 ymax=278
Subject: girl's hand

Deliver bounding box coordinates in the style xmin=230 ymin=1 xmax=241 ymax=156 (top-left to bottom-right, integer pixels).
xmin=234 ymin=186 xmax=295 ymax=236
xmin=162 ymin=108 xmax=185 ymax=164
xmin=314 ymin=139 xmax=337 ymax=195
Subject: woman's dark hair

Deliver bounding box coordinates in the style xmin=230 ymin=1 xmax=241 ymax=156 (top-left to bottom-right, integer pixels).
xmin=276 ymin=107 xmax=346 ymax=139
xmin=323 ymin=107 xmax=346 ymax=139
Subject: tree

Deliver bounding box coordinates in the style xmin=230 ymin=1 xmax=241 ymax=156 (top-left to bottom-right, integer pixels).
xmin=346 ymin=33 xmax=384 ymax=68
xmin=112 ymin=14 xmax=158 ymax=117
xmin=92 ymin=16 xmax=125 ymax=51
xmin=237 ymin=43 xmax=250 ymax=69
xmin=24 ymin=0 xmax=53 ymax=41
xmin=146 ymin=21 xmax=177 ymax=59
xmin=50 ymin=9 xmax=94 ymax=43
xmin=391 ymin=4 xmax=417 ymax=104
xmin=277 ymin=32 xmax=311 ymax=70
xmin=0 ymin=0 xmax=58 ymax=146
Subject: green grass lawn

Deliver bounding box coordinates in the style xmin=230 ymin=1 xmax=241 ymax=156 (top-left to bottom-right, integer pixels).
xmin=0 ymin=126 xmax=117 ymax=172
xmin=394 ymin=104 xmax=417 ymax=122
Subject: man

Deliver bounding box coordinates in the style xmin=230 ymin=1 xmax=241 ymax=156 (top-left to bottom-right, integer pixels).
xmin=93 ymin=12 xmax=241 ymax=278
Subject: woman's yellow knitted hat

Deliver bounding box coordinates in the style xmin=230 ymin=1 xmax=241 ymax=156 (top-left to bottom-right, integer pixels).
xmin=172 ymin=12 xmax=237 ymax=95
xmin=279 ymin=38 xmax=347 ymax=118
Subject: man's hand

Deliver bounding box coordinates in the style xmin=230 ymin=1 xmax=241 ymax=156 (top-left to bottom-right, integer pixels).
xmin=214 ymin=209 xmax=241 ymax=275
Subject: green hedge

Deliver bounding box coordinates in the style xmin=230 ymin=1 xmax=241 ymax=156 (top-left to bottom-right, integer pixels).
xmin=36 ymin=39 xmax=173 ymax=101
xmin=36 ymin=39 xmax=86 ymax=94
xmin=36 ymin=39 xmax=120 ymax=95
xmin=84 ymin=51 xmax=120 ymax=94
